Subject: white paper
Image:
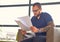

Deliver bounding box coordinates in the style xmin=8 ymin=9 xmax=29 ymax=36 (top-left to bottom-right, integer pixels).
xmin=15 ymin=16 xmax=32 ymax=31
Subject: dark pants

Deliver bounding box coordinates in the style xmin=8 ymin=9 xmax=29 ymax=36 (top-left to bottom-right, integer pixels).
xmin=21 ymin=32 xmax=46 ymax=42
xmin=21 ymin=37 xmax=33 ymax=42
xmin=33 ymin=35 xmax=46 ymax=42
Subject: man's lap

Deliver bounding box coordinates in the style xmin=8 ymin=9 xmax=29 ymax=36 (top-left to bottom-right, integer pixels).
xmin=21 ymin=35 xmax=46 ymax=42
xmin=21 ymin=32 xmax=46 ymax=42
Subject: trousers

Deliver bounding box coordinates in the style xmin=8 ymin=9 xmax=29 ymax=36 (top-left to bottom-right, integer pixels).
xmin=21 ymin=32 xmax=46 ymax=42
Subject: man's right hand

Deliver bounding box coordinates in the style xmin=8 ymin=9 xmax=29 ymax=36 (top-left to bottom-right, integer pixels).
xmin=30 ymin=26 xmax=39 ymax=33
xmin=20 ymin=29 xmax=26 ymax=35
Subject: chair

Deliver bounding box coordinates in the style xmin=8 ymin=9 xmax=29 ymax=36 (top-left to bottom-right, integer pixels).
xmin=16 ymin=27 xmax=54 ymax=42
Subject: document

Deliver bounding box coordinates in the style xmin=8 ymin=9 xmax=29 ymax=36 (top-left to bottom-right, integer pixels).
xmin=15 ymin=16 xmax=32 ymax=31
xmin=15 ymin=16 xmax=35 ymax=38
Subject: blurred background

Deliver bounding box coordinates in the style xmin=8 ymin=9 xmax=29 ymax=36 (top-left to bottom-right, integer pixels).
xmin=0 ymin=0 xmax=60 ymax=42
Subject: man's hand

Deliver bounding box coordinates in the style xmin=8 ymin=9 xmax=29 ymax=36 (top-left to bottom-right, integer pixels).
xmin=39 ymin=28 xmax=47 ymax=32
xmin=30 ymin=26 xmax=39 ymax=33
xmin=20 ymin=29 xmax=26 ymax=35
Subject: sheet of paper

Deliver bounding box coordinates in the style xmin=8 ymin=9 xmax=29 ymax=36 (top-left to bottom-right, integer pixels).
xmin=15 ymin=16 xmax=32 ymax=31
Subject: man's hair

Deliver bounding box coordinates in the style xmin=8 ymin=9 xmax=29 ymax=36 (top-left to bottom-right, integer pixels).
xmin=33 ymin=2 xmax=41 ymax=9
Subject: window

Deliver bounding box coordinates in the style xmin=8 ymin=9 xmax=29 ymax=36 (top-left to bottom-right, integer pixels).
xmin=0 ymin=0 xmax=29 ymax=40
xmin=0 ymin=7 xmax=28 ymax=25
xmin=31 ymin=0 xmax=60 ymax=3
xmin=0 ymin=0 xmax=29 ymax=5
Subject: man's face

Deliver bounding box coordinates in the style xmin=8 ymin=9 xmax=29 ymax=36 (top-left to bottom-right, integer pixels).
xmin=32 ymin=5 xmax=42 ymax=17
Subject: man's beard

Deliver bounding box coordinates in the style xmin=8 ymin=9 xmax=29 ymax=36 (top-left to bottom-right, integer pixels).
xmin=34 ymin=14 xmax=40 ymax=18
xmin=36 ymin=14 xmax=40 ymax=17
xmin=36 ymin=12 xmax=41 ymax=18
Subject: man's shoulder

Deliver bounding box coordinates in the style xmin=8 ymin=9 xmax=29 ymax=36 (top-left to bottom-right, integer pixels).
xmin=41 ymin=12 xmax=51 ymax=17
xmin=31 ymin=16 xmax=35 ymax=20
xmin=41 ymin=12 xmax=50 ymax=15
xmin=31 ymin=16 xmax=35 ymax=19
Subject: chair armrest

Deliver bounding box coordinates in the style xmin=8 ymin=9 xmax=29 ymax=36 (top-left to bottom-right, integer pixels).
xmin=46 ymin=27 xmax=54 ymax=42
xmin=16 ymin=29 xmax=24 ymax=42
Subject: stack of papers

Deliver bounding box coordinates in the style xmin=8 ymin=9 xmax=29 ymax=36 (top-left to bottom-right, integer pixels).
xmin=15 ymin=16 xmax=35 ymax=38
xmin=15 ymin=16 xmax=32 ymax=31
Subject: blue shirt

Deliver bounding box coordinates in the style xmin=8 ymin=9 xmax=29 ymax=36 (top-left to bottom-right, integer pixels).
xmin=31 ymin=12 xmax=53 ymax=36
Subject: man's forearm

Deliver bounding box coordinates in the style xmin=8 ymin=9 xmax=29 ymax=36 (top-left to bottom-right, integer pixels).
xmin=39 ymin=21 xmax=54 ymax=32
xmin=43 ymin=25 xmax=54 ymax=31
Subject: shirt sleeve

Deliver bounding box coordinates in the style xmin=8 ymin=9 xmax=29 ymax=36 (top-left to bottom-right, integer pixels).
xmin=44 ymin=13 xmax=53 ymax=24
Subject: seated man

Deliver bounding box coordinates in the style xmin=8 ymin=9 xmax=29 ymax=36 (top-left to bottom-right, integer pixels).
xmin=21 ymin=2 xmax=54 ymax=42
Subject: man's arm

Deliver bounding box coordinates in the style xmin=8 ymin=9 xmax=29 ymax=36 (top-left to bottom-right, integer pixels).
xmin=39 ymin=21 xmax=54 ymax=32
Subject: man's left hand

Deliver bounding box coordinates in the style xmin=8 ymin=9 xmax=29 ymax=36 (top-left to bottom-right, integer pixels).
xmin=39 ymin=28 xmax=47 ymax=32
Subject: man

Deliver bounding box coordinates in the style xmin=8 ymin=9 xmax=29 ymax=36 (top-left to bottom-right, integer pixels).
xmin=21 ymin=2 xmax=54 ymax=42
xmin=30 ymin=2 xmax=54 ymax=42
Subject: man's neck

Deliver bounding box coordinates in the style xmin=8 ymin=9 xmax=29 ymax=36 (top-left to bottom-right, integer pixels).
xmin=37 ymin=15 xmax=40 ymax=19
xmin=36 ymin=14 xmax=40 ymax=19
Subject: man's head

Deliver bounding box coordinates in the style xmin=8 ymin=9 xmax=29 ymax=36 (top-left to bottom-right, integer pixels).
xmin=32 ymin=2 xmax=42 ymax=17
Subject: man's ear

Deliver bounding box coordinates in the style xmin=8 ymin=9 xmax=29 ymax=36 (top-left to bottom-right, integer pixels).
xmin=39 ymin=8 xmax=42 ymax=11
xmin=40 ymin=8 xmax=42 ymax=11
xmin=39 ymin=8 xmax=42 ymax=13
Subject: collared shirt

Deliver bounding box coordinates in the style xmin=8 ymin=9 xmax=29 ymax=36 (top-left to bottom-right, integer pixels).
xmin=31 ymin=12 xmax=53 ymax=36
